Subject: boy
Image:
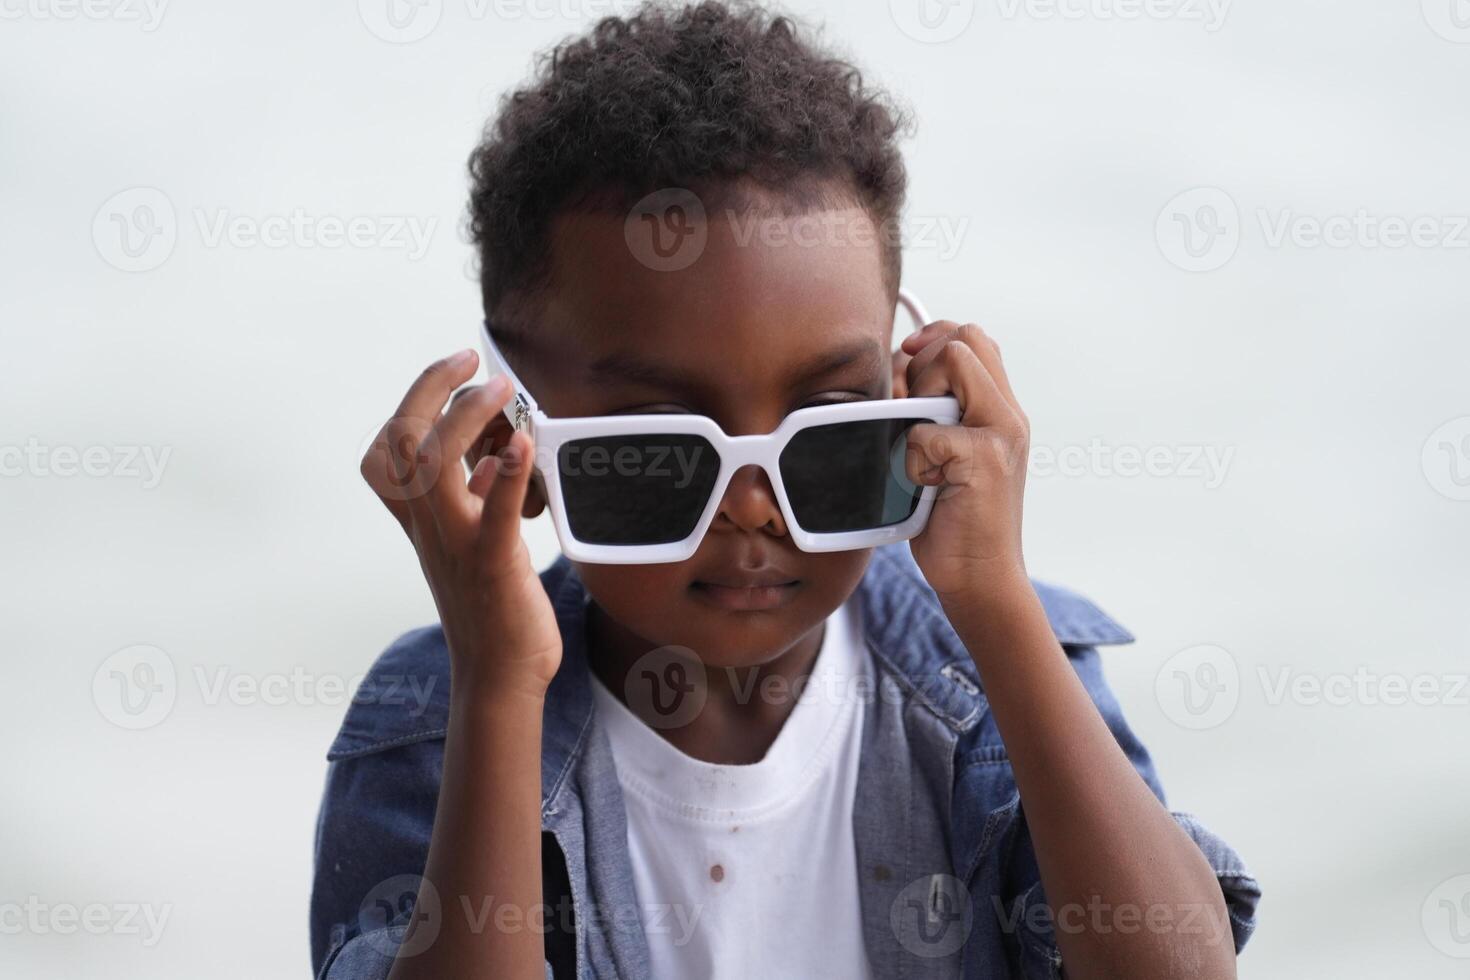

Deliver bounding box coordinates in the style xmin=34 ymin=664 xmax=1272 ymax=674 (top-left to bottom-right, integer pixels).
xmin=314 ymin=4 xmax=1260 ymax=977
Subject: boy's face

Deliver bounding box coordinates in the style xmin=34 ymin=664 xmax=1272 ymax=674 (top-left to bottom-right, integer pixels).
xmin=511 ymin=188 xmax=894 ymax=669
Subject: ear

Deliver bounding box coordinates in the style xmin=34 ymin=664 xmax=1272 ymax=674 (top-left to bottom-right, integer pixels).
xmin=890 ymin=345 xmax=912 ymax=399
xmin=459 ymin=395 xmax=548 ymax=519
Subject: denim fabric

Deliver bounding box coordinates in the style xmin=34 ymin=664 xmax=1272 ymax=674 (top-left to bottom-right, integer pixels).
xmin=311 ymin=544 xmax=1260 ymax=978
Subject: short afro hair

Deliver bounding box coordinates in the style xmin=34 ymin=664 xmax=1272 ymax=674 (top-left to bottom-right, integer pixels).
xmin=467 ymin=1 xmax=909 ymax=321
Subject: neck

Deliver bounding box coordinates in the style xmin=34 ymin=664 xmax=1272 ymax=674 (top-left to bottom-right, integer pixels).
xmin=585 ymin=601 xmax=827 ymax=765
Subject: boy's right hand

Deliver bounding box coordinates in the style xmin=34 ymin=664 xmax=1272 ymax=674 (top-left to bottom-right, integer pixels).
xmin=361 ymin=349 xmax=562 ymax=702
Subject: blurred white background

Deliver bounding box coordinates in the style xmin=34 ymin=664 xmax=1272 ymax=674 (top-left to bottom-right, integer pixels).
xmin=2 ymin=0 xmax=1468 ymax=976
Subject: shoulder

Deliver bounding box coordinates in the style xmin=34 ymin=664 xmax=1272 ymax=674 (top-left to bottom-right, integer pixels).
xmin=853 ymin=545 xmax=1136 ymax=734
xmin=865 ymin=543 xmax=1133 ymax=655
xmin=327 ymin=624 xmax=452 ymax=760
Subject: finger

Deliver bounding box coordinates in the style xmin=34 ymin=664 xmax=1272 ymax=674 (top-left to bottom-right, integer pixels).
xmin=903 ymin=321 xmax=964 ymax=391
xmin=478 ymin=431 xmax=537 ymax=558
xmin=373 ymin=349 xmax=480 ymax=492
xmin=467 ymin=453 xmax=497 ymax=499
xmin=903 ymin=322 xmax=1020 ymax=412
xmin=908 ymin=422 xmax=1026 ymax=487
xmin=908 ymin=337 xmax=1019 ymax=432
xmin=361 ymin=418 xmax=439 ymax=525
xmin=904 ymin=422 xmax=958 ymax=486
xmin=958 ymin=327 xmax=1020 ymax=412
xmin=899 ymin=319 xmax=961 ymax=355
xmin=455 ymin=389 xmax=514 ymax=472
xmin=417 ymin=379 xmax=518 ymax=538
xmin=435 ymin=376 xmax=511 ymax=480
xmin=395 ymin=349 xmax=480 ymax=424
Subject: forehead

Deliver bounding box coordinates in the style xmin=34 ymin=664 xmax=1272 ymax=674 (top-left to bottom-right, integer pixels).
xmin=524 ymin=199 xmax=894 ymax=411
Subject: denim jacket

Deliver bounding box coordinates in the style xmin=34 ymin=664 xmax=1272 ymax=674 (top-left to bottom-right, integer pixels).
xmin=311 ymin=544 xmax=1260 ymax=979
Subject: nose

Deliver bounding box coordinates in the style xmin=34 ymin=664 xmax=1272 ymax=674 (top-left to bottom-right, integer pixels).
xmin=713 ymin=463 xmax=788 ymax=536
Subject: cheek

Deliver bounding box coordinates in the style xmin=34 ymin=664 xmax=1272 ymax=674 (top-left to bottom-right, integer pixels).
xmin=804 ymin=550 xmax=872 ymax=603
xmin=574 ymin=563 xmax=687 ymax=618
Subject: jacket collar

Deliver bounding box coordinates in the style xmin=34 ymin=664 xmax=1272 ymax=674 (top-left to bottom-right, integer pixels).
xmin=323 ymin=544 xmax=1131 ymax=810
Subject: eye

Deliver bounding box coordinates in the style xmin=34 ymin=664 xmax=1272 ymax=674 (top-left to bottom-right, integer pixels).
xmin=799 ymin=390 xmax=877 ymax=410
xmin=608 ymin=403 xmax=694 ymax=416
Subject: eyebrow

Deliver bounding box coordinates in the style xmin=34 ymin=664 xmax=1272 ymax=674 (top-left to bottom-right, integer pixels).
xmin=585 ymin=337 xmax=887 ymax=395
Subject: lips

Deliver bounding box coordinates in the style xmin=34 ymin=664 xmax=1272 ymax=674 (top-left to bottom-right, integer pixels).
xmin=689 ymin=567 xmax=801 ymax=611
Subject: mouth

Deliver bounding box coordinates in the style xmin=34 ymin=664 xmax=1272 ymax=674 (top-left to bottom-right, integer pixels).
xmin=689 ymin=572 xmax=802 ymax=611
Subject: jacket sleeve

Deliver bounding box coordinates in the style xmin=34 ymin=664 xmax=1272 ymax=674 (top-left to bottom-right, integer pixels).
xmin=310 ymin=738 xmax=444 ymax=979
xmin=996 ymin=645 xmax=1262 ymax=980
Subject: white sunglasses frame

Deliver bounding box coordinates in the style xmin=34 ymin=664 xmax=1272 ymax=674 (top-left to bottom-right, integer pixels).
xmin=477 ymin=288 xmax=960 ymax=565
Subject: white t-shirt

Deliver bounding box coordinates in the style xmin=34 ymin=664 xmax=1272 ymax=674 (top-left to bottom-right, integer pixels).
xmin=590 ymin=599 xmax=874 ymax=980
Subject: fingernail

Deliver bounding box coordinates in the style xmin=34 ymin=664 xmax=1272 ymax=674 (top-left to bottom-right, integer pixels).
xmin=450 ymin=348 xmax=476 ymax=366
xmin=485 ymin=374 xmax=508 ymax=396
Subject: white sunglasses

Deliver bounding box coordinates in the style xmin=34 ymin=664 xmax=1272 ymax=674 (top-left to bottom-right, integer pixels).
xmin=478 ymin=289 xmax=959 ymax=564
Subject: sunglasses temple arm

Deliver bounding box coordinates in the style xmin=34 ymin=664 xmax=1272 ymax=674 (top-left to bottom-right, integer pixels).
xmin=896 ymin=288 xmax=932 ymax=334
xmin=478 ymin=320 xmax=539 ymax=436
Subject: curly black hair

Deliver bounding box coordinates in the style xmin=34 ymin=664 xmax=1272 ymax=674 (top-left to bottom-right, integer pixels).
xmin=467 ymin=1 xmax=909 ymax=322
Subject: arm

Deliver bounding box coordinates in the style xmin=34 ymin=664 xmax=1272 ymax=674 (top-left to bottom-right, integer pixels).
xmin=390 ymin=689 xmax=547 ymax=979
xmin=899 ymin=325 xmax=1235 ymax=980
xmin=360 ymin=350 xmax=562 ymax=980
xmin=944 ymin=583 xmax=1233 ymax=979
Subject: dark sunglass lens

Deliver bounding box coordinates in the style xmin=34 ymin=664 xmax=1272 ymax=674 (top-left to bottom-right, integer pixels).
xmin=779 ymin=418 xmax=924 ymax=533
xmin=558 ymin=434 xmax=720 ymax=546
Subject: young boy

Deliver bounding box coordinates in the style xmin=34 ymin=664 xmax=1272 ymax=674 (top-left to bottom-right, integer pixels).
xmin=313 ymin=4 xmax=1259 ymax=978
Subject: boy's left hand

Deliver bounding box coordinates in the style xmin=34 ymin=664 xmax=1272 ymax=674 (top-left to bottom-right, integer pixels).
xmin=896 ymin=321 xmax=1032 ymax=606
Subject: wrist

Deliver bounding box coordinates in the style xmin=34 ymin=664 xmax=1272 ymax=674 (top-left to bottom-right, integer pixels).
xmin=448 ymin=656 xmax=558 ymax=712
xmin=933 ymin=561 xmax=1034 ymax=618
xmin=937 ymin=571 xmax=1053 ymax=667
